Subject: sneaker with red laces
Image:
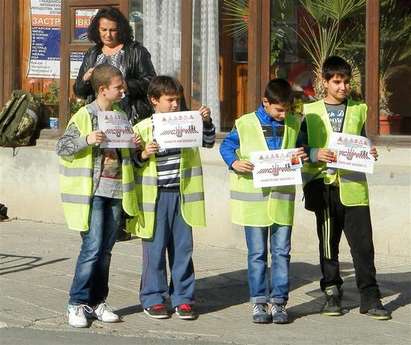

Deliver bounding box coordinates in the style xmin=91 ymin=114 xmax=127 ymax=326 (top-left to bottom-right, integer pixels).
xmin=175 ymin=304 xmax=197 ymax=320
xmin=144 ymin=304 xmax=170 ymax=319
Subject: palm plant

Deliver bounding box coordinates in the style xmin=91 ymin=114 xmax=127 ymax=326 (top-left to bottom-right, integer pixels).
xmin=297 ymin=0 xmax=366 ymax=98
xmin=341 ymin=0 xmax=411 ymax=114
xmin=222 ymin=0 xmax=249 ymax=38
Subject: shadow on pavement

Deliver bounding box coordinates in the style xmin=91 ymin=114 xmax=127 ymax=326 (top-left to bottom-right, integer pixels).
xmin=0 ymin=253 xmax=69 ymax=276
xmin=113 ymin=261 xmax=411 ymax=320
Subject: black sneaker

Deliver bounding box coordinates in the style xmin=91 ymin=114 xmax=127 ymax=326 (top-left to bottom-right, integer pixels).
xmin=361 ymin=302 xmax=391 ymax=320
xmin=144 ymin=304 xmax=170 ymax=319
xmin=271 ymin=303 xmax=289 ymax=324
xmin=175 ymin=304 xmax=197 ymax=320
xmin=252 ymin=303 xmax=272 ymax=324
xmin=321 ymin=286 xmax=343 ymax=316
xmin=116 ymin=229 xmax=132 ymax=242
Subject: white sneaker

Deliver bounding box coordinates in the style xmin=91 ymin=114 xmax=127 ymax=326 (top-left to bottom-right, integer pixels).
xmin=93 ymin=302 xmax=120 ymax=323
xmin=67 ymin=304 xmax=92 ymax=328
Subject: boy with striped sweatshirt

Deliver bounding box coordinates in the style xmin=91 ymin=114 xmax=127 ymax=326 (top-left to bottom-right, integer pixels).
xmin=132 ymin=76 xmax=215 ymax=320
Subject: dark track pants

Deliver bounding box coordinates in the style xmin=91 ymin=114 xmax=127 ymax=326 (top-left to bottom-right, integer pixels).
xmin=314 ymin=185 xmax=381 ymax=311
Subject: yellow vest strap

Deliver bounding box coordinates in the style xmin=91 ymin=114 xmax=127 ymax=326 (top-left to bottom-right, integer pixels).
xmin=270 ymin=191 xmax=295 ymax=201
xmin=61 ymin=194 xmax=91 ymax=204
xmin=230 ymin=191 xmax=268 ymax=202
xmin=135 ymin=175 xmax=157 ymax=185
xmin=340 ymin=172 xmax=366 ymax=182
xmin=138 ymin=202 xmax=156 ymax=212
xmin=182 ymin=192 xmax=204 ymax=203
xmin=182 ymin=167 xmax=203 ymax=178
xmin=59 ymin=165 xmax=93 ymax=177
xmin=123 ymin=182 xmax=136 ymax=192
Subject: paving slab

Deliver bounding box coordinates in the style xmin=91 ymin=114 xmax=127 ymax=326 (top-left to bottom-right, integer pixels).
xmin=0 ymin=220 xmax=410 ymax=345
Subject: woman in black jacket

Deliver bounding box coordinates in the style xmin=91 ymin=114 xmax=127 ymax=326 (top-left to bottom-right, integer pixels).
xmin=74 ymin=7 xmax=156 ymax=123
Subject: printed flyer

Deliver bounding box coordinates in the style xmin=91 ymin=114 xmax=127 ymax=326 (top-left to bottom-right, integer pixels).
xmin=250 ymin=149 xmax=302 ymax=188
xmin=28 ymin=0 xmax=61 ymax=78
xmin=153 ymin=111 xmax=203 ymax=149
xmin=98 ymin=111 xmax=136 ymax=148
xmin=327 ymin=132 xmax=374 ymax=174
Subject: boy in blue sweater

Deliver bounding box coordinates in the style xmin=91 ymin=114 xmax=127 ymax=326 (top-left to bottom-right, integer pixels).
xmin=220 ymin=79 xmax=306 ymax=324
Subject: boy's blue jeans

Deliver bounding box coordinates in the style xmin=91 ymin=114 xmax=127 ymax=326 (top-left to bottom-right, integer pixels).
xmin=69 ymin=196 xmax=122 ymax=306
xmin=244 ymin=224 xmax=291 ymax=305
xmin=140 ymin=189 xmax=194 ymax=309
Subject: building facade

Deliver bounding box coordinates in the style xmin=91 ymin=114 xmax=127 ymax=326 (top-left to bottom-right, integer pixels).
xmin=1 ymin=0 xmax=410 ymax=140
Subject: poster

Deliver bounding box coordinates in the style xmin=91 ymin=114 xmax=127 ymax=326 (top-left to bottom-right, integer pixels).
xmin=74 ymin=9 xmax=98 ymax=41
xmin=153 ymin=111 xmax=203 ymax=149
xmin=98 ymin=111 xmax=136 ymax=148
xmin=250 ymin=149 xmax=303 ymax=188
xmin=70 ymin=51 xmax=85 ymax=80
xmin=28 ymin=0 xmax=61 ymax=78
xmin=327 ymin=132 xmax=374 ymax=174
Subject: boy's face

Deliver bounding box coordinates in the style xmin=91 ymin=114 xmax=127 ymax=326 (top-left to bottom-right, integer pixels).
xmin=151 ymin=94 xmax=180 ymax=113
xmin=262 ymin=98 xmax=289 ymax=121
xmin=100 ymin=75 xmax=124 ymax=102
xmin=323 ymin=74 xmax=351 ymax=103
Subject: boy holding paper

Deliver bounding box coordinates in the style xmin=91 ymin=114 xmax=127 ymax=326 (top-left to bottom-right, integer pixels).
xmin=299 ymin=56 xmax=390 ymax=320
xmin=56 ymin=64 xmax=140 ymax=327
xmin=132 ymin=75 xmax=215 ymax=320
xmin=219 ymin=78 xmax=307 ymax=324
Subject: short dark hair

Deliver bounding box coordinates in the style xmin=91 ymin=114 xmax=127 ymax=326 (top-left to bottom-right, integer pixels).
xmin=88 ymin=7 xmax=133 ymax=47
xmin=264 ymin=78 xmax=294 ymax=105
xmin=147 ymin=76 xmax=183 ymax=101
xmin=322 ymin=56 xmax=352 ymax=80
xmin=90 ymin=64 xmax=123 ymax=95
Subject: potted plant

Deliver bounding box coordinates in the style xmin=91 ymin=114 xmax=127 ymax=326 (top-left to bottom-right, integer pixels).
xmin=33 ymin=80 xmax=60 ymax=128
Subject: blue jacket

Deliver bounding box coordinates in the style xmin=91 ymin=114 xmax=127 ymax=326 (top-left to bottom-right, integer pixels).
xmin=219 ymin=105 xmax=285 ymax=168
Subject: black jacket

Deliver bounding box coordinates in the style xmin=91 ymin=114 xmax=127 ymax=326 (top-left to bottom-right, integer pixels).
xmin=73 ymin=41 xmax=156 ymax=124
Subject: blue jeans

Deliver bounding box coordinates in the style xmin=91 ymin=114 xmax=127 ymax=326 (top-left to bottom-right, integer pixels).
xmin=244 ymin=224 xmax=291 ymax=304
xmin=69 ymin=196 xmax=122 ymax=306
xmin=140 ymin=190 xmax=194 ymax=309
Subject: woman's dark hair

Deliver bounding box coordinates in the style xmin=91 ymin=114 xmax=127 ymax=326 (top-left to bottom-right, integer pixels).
xmin=87 ymin=7 xmax=133 ymax=46
xmin=322 ymin=56 xmax=352 ymax=81
xmin=264 ymin=78 xmax=294 ymax=105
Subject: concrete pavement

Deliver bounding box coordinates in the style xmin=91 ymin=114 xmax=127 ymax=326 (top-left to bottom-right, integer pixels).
xmin=0 ymin=220 xmax=410 ymax=345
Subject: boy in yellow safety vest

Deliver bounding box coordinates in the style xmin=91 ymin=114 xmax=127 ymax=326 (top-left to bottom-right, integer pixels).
xmin=220 ymin=79 xmax=307 ymax=324
xmin=57 ymin=64 xmax=140 ymax=328
xmin=299 ymin=56 xmax=390 ymax=320
xmin=132 ymin=76 xmax=215 ymax=320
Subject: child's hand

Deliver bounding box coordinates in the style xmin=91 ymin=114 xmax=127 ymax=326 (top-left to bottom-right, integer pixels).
xmin=82 ymin=68 xmax=95 ymax=81
xmin=232 ymin=160 xmax=254 ymax=173
xmin=317 ymin=148 xmax=336 ymax=163
xmin=370 ymin=146 xmax=378 ymax=161
xmin=199 ymin=105 xmax=211 ymax=124
xmin=295 ymin=147 xmax=308 ymax=162
xmin=132 ymin=133 xmax=142 ymax=148
xmin=86 ymin=130 xmax=105 ymax=145
xmin=141 ymin=141 xmax=159 ymax=160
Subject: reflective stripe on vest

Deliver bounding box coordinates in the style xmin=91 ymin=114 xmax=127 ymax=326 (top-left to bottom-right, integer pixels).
xmin=128 ymin=118 xmax=206 ymax=239
xmin=229 ymin=112 xmax=300 ymax=226
xmin=59 ymin=106 xmax=139 ymax=231
xmin=301 ymin=100 xmax=369 ymax=206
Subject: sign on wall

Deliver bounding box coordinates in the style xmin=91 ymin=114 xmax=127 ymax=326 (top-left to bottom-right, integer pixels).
xmin=28 ymin=2 xmax=97 ymax=79
xmin=28 ymin=0 xmax=61 ymax=78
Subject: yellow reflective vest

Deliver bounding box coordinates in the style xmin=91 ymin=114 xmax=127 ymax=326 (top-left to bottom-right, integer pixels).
xmin=128 ymin=117 xmax=206 ymax=239
xmin=59 ymin=106 xmax=139 ymax=231
xmin=301 ymin=99 xmax=369 ymax=206
xmin=230 ymin=112 xmax=301 ymax=227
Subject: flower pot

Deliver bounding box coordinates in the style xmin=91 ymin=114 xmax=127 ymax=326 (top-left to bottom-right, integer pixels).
xmin=379 ymin=113 xmax=401 ymax=135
